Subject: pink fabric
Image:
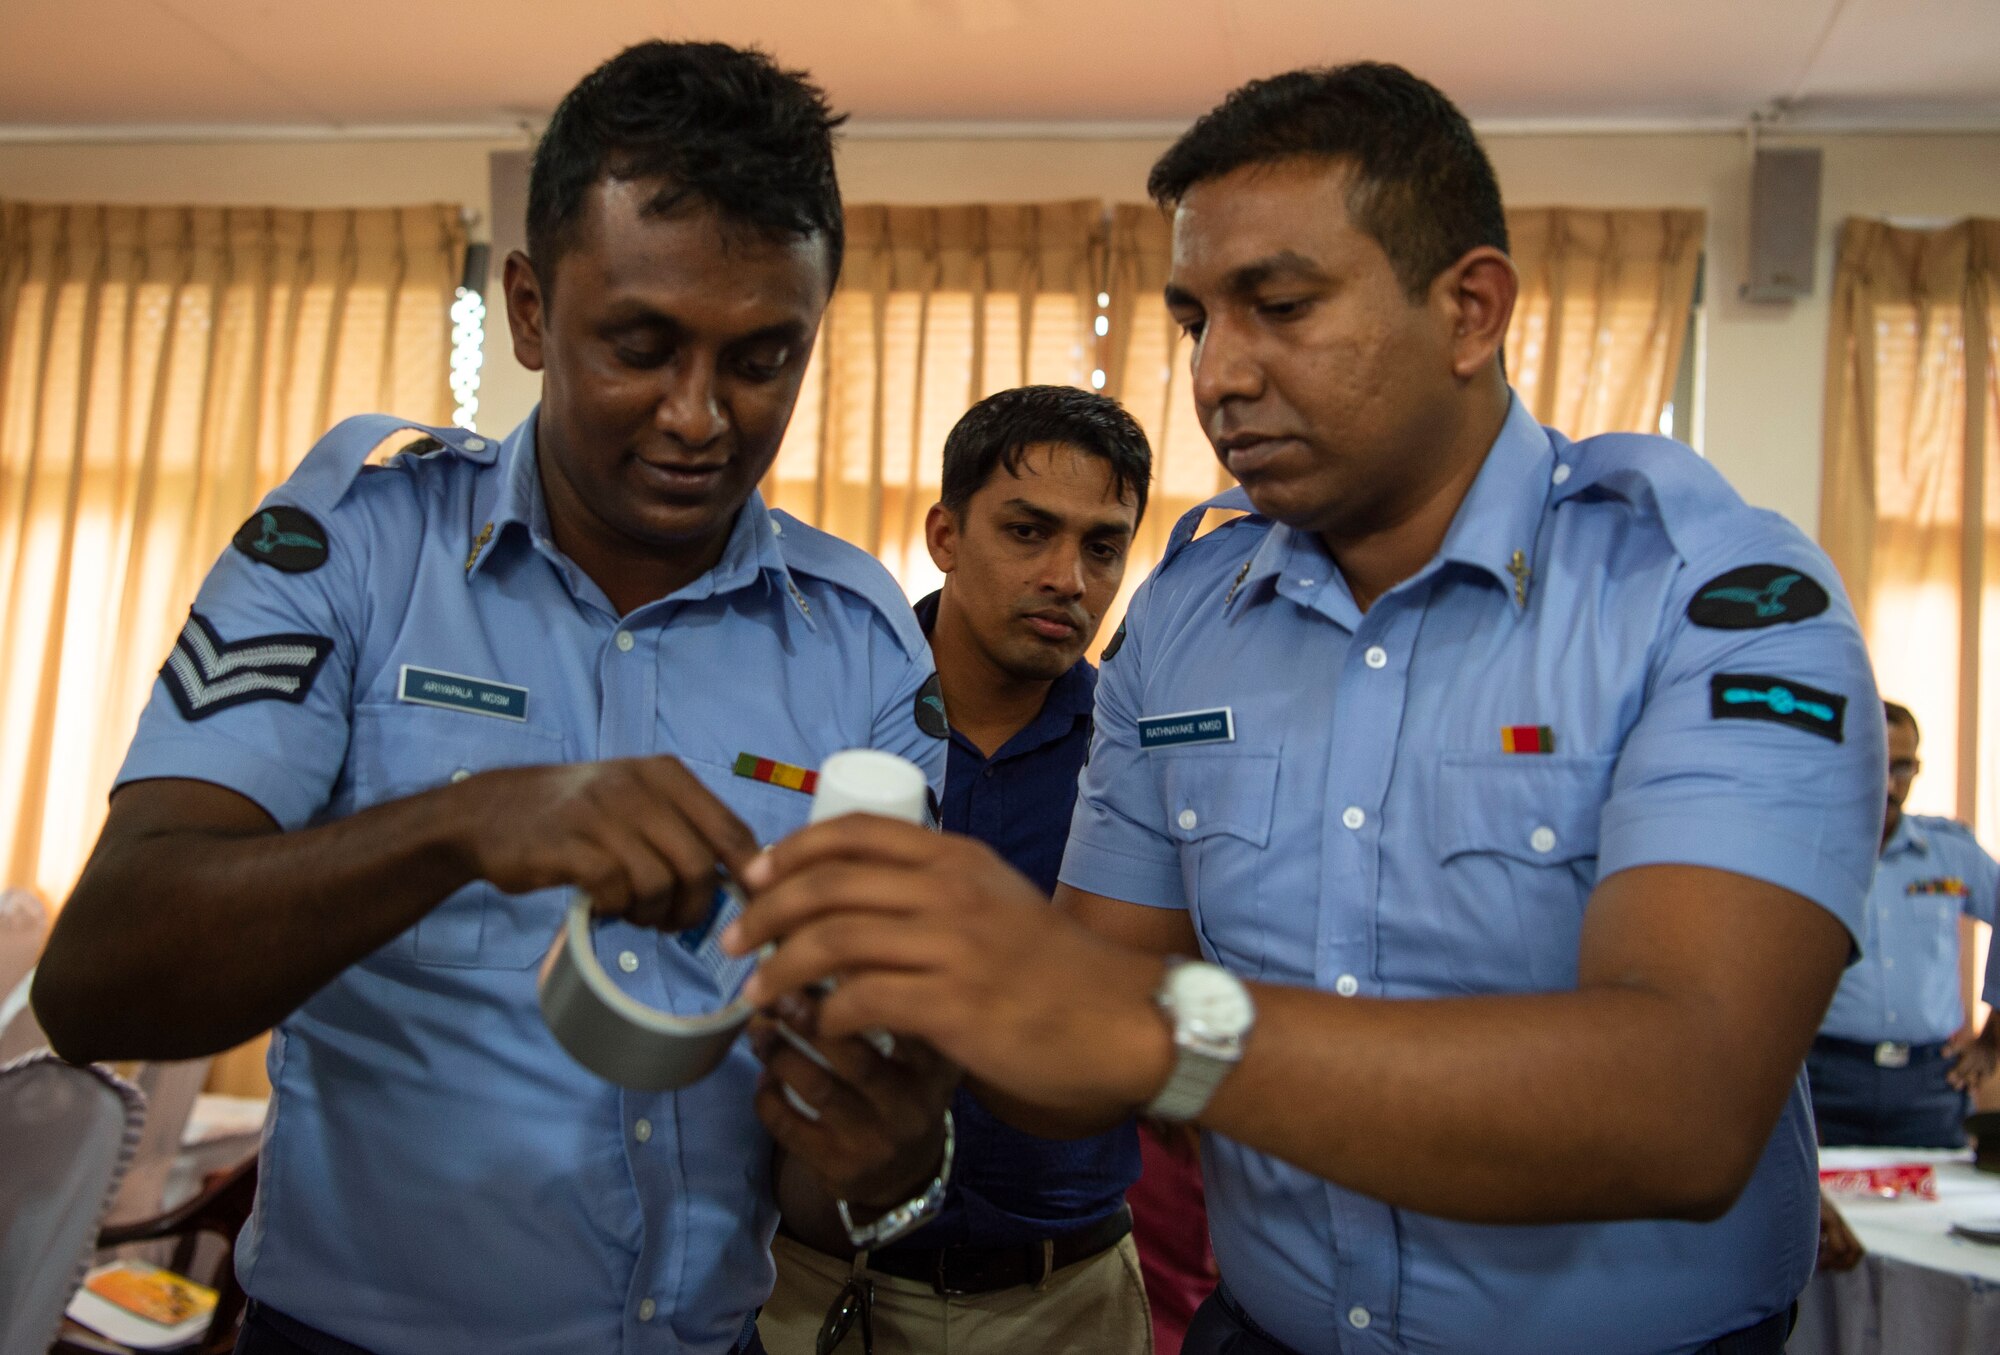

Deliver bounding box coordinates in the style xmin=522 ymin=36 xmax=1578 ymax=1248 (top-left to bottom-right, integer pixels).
xmin=1128 ymin=1121 xmax=1217 ymax=1355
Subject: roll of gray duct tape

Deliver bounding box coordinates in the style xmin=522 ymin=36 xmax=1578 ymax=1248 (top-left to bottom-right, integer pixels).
xmin=537 ymin=882 xmax=760 ymax=1092
xmin=537 ymin=749 xmax=930 ymax=1091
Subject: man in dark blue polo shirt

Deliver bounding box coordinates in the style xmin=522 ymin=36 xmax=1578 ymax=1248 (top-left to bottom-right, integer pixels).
xmin=760 ymin=385 xmax=1153 ymax=1354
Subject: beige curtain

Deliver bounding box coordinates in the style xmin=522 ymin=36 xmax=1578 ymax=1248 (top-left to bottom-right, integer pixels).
xmin=1821 ymin=218 xmax=2000 ymax=839
xmin=0 ymin=202 xmax=464 ymax=1094
xmin=765 ymin=202 xmax=1103 ymax=603
xmin=1505 ymin=208 xmax=1706 ymax=437
xmin=1098 ymin=204 xmax=1237 ymax=641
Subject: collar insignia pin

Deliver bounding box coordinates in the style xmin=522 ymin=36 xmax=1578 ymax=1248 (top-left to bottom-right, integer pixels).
xmin=1508 ymin=549 xmax=1532 ymax=608
xmin=1223 ymin=558 xmax=1253 ymax=609
xmin=465 ymin=521 xmax=494 ymax=573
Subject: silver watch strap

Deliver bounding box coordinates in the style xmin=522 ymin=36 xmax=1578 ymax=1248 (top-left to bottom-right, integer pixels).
xmin=836 ymin=1109 xmax=956 ymax=1249
xmin=1147 ymin=1052 xmax=1226 ymax=1123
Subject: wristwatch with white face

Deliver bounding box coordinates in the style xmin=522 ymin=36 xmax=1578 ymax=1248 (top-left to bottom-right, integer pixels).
xmin=1145 ymin=957 xmax=1256 ymax=1122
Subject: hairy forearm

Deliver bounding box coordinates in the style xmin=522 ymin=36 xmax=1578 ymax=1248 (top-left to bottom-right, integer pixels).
xmin=1199 ymin=982 xmax=1794 ymax=1225
xmin=35 ymin=784 xmax=474 ymax=1061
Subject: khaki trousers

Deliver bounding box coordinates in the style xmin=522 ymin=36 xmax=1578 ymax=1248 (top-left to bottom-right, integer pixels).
xmin=759 ymin=1230 xmax=1152 ymax=1355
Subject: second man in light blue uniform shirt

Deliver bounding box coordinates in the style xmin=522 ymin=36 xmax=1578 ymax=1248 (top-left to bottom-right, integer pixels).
xmin=35 ymin=42 xmax=954 ymax=1355
xmin=731 ymin=63 xmax=1885 ymax=1355
xmin=1811 ymin=701 xmax=2000 ymax=1147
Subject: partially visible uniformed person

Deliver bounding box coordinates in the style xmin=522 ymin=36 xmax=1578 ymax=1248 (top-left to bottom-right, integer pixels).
xmin=761 ymin=386 xmax=1154 ymax=1355
xmin=729 ymin=63 xmax=1885 ymax=1355
xmin=1810 ymin=700 xmax=2000 ymax=1147
xmin=34 ymin=41 xmax=954 ymax=1355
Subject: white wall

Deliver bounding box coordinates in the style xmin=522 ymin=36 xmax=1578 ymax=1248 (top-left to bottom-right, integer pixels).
xmin=7 ymin=129 xmax=2000 ymax=537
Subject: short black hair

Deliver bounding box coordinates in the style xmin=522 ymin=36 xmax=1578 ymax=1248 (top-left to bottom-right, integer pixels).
xmin=1148 ymin=62 xmax=1508 ymax=299
xmin=526 ymin=41 xmax=846 ymax=288
xmin=940 ymin=386 xmax=1152 ymax=525
xmin=1885 ymin=700 xmax=1919 ymax=740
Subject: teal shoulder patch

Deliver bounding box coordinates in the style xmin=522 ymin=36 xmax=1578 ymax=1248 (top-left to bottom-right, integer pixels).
xmin=232 ymin=505 xmax=328 ymax=573
xmin=1100 ymin=619 xmax=1127 ymax=662
xmin=1688 ymin=564 xmax=1831 ymax=629
xmin=1709 ymin=672 xmax=1846 ymax=742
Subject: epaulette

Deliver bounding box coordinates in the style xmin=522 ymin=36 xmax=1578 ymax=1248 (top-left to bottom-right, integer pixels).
xmin=264 ymin=414 xmax=501 ymax=518
xmin=1548 ymin=430 xmax=1766 ymax=565
xmin=1157 ymin=486 xmax=1262 ymax=573
xmin=1912 ymin=814 xmax=1981 ymax=846
xmin=769 ymin=509 xmax=930 ymax=660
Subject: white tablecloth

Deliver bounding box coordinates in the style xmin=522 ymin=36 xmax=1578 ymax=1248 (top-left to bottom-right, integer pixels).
xmin=1789 ymin=1149 xmax=2000 ymax=1354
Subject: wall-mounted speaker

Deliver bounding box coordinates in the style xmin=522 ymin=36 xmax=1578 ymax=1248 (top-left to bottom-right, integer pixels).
xmin=1741 ymin=146 xmax=1822 ymax=303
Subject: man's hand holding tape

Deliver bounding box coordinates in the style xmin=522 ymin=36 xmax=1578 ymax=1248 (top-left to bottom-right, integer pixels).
xmin=42 ymin=754 xmax=758 ymax=1061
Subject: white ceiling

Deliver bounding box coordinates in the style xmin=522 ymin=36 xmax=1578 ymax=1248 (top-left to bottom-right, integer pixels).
xmin=1 ymin=0 xmax=1996 ymax=136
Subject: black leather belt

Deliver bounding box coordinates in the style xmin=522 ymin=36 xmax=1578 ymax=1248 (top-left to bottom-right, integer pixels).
xmin=1813 ymin=1034 xmax=1952 ymax=1068
xmin=789 ymin=1205 xmax=1133 ymax=1297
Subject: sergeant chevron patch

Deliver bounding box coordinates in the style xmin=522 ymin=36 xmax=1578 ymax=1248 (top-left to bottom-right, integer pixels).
xmin=161 ymin=610 xmax=334 ymax=722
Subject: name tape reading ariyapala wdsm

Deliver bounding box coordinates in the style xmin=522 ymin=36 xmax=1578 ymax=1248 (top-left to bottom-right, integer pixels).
xmin=537 ymin=749 xmax=932 ymax=1091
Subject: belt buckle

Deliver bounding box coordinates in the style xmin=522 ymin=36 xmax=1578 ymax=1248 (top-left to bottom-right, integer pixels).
xmin=1875 ymin=1041 xmax=1911 ymax=1068
xmin=933 ymin=1249 xmax=975 ymax=1299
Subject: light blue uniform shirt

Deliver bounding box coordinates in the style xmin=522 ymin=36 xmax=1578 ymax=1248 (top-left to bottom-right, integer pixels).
xmin=1821 ymin=814 xmax=1998 ymax=1044
xmin=116 ymin=412 xmax=946 ymax=1355
xmin=1060 ymin=396 xmax=1884 ymax=1355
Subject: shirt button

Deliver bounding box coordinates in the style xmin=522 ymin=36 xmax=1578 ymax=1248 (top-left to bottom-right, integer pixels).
xmin=1298 ymin=578 xmax=1315 ymax=588
xmin=771 ymin=519 xmax=783 ymax=535
xmin=1348 ymin=1306 xmax=1372 ymax=1330
xmin=463 ymin=436 xmax=487 ymax=452
xmin=1530 ymin=826 xmax=1557 ymax=854
xmin=1178 ymin=808 xmax=1199 ymax=831
xmin=1552 ymin=463 xmax=1572 ymax=485
xmin=1364 ymin=646 xmax=1388 ymax=669
xmin=633 ymin=1118 xmax=652 ymax=1143
xmin=1335 ymin=974 xmax=1359 ymax=997
xmin=1883 ymin=957 xmax=1895 ymax=970
xmin=615 ymin=630 xmax=635 ymax=652
xmin=1342 ymin=806 xmax=1366 ymax=831
xmin=449 ymin=768 xmax=471 ymax=783
xmin=618 ymin=950 xmax=639 ymax=973
xmin=1887 ymin=1011 xmax=1898 ymax=1023
xmin=637 ymin=1298 xmax=657 ymax=1322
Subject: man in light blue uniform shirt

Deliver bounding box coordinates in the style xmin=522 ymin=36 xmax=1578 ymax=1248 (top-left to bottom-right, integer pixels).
xmin=35 ymin=42 xmax=954 ymax=1355
xmin=1810 ymin=701 xmax=2000 ymax=1147
xmin=731 ymin=63 xmax=1884 ymax=1355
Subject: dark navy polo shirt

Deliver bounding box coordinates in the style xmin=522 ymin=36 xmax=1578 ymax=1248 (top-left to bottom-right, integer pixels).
xmin=885 ymin=592 xmax=1141 ymax=1251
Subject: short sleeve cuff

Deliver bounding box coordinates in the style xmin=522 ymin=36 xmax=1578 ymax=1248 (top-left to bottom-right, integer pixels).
xmin=1057 ymin=835 xmax=1186 ymax=909
xmin=115 ymin=733 xmax=327 ymax=831
xmin=1598 ymin=804 xmax=1869 ymax=953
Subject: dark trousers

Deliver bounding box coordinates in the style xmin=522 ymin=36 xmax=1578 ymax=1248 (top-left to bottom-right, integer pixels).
xmin=237 ymin=1300 xmax=768 ymax=1355
xmin=1181 ymin=1284 xmax=1792 ymax=1355
xmin=1807 ymin=1035 xmax=1969 ymax=1148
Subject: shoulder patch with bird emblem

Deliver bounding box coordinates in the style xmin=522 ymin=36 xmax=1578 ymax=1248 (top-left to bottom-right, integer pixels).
xmin=1686 ymin=564 xmax=1829 ymax=630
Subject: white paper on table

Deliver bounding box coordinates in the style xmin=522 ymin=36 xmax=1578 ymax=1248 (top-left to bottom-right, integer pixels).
xmin=179 ymin=1093 xmax=267 ymax=1146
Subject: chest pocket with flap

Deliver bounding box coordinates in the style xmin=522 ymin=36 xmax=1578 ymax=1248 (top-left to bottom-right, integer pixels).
xmin=348 ymin=703 xmax=569 ymax=969
xmin=1157 ymin=750 xmax=1281 ymax=979
xmin=1422 ymin=753 xmax=1614 ymax=991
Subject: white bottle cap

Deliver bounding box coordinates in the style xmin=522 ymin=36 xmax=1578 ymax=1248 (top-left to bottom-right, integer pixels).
xmin=808 ymin=748 xmax=931 ymax=826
